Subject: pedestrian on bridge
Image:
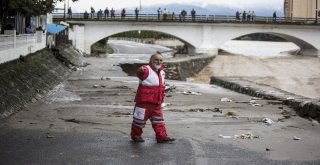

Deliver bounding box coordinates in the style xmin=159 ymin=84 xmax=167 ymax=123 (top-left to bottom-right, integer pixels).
xmin=121 ymin=8 xmax=126 ymax=20
xmin=90 ymin=7 xmax=95 ymax=19
xmin=131 ymin=52 xmax=175 ymax=143
xmin=273 ymin=11 xmax=277 ymax=22
xmin=135 ymin=8 xmax=139 ymax=20
xmin=104 ymin=7 xmax=109 ymax=19
xmin=157 ymin=8 xmax=162 ymax=20
xmin=67 ymin=7 xmax=72 ymax=19
xmin=111 ymin=8 xmax=115 ymax=19
xmin=191 ymin=8 xmax=196 ymax=21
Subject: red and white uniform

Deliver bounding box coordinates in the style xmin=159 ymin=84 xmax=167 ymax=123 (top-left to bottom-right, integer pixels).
xmin=131 ymin=64 xmax=168 ymax=141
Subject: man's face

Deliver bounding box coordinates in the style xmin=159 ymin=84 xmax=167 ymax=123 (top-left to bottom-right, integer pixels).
xmin=151 ymin=54 xmax=163 ymax=70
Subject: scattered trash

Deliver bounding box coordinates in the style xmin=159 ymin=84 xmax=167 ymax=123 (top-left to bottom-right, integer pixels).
xmin=308 ymin=118 xmax=319 ymax=125
xmin=286 ymin=97 xmax=295 ymax=100
xmin=225 ymin=111 xmax=238 ymax=116
xmin=92 ymin=85 xmax=100 ymax=88
xmin=266 ymin=148 xmax=271 ymax=151
xmin=231 ymin=116 xmax=239 ymax=119
xmin=221 ymin=98 xmax=232 ymax=102
xmin=262 ymin=118 xmax=274 ymax=126
xmin=64 ymin=118 xmax=80 ymax=123
xmin=165 ymin=84 xmax=176 ymax=92
xmin=280 ymin=110 xmax=292 ymax=118
xmin=112 ymin=112 xmax=131 ymax=115
xmin=293 ymin=136 xmax=301 ymax=140
xmin=219 ymin=134 xmax=232 ymax=139
xmin=161 ymin=102 xmax=172 ymax=108
xmin=115 ymin=85 xmax=130 ymax=89
xmin=234 ymin=132 xmax=259 ymax=139
xmin=213 ymin=107 xmax=223 ymax=113
xmin=46 ymin=135 xmax=54 ymax=138
xmin=248 ymin=100 xmax=263 ymax=107
xmin=251 ymin=97 xmax=262 ymax=100
xmin=182 ymin=90 xmax=202 ymax=96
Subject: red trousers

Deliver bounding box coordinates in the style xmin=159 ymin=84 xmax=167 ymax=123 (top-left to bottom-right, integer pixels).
xmin=131 ymin=103 xmax=168 ymax=141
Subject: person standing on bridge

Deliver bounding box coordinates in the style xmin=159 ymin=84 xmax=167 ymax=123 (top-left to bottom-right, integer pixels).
xmin=90 ymin=7 xmax=95 ymax=19
xmin=273 ymin=11 xmax=277 ymax=22
xmin=111 ymin=8 xmax=115 ymax=19
xmin=67 ymin=7 xmax=72 ymax=19
xmin=157 ymin=8 xmax=162 ymax=20
xmin=131 ymin=52 xmax=175 ymax=143
xmin=135 ymin=7 xmax=139 ymax=20
xmin=104 ymin=7 xmax=109 ymax=19
xmin=191 ymin=8 xmax=196 ymax=21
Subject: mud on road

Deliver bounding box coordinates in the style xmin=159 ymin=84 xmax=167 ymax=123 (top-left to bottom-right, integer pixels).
xmin=1 ymin=56 xmax=320 ymax=162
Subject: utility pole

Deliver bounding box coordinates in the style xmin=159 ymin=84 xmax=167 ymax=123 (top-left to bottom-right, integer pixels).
xmin=291 ymin=0 xmax=293 ymax=23
xmin=64 ymin=0 xmax=66 ymax=21
xmin=140 ymin=0 xmax=142 ymax=11
xmin=316 ymin=0 xmax=318 ymax=24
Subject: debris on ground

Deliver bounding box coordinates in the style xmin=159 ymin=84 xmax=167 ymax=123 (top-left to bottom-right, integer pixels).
xmin=293 ymin=136 xmax=301 ymax=140
xmin=219 ymin=134 xmax=232 ymax=139
xmin=221 ymin=97 xmax=233 ymax=102
xmin=248 ymin=100 xmax=263 ymax=107
xmin=234 ymin=132 xmax=259 ymax=139
xmin=251 ymin=97 xmax=262 ymax=100
xmin=188 ymin=108 xmax=222 ymax=113
xmin=181 ymin=90 xmax=202 ymax=96
xmin=262 ymin=118 xmax=274 ymax=126
xmin=112 ymin=112 xmax=132 ymax=115
xmin=225 ymin=111 xmax=238 ymax=116
xmin=286 ymin=97 xmax=295 ymax=100
xmin=165 ymin=84 xmax=176 ymax=93
xmin=161 ymin=102 xmax=172 ymax=108
xmin=46 ymin=135 xmax=54 ymax=138
xmin=280 ymin=109 xmax=292 ymax=118
xmin=114 ymin=85 xmax=130 ymax=89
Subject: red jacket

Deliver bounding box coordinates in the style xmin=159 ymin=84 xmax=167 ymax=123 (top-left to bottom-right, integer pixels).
xmin=134 ymin=64 xmax=165 ymax=104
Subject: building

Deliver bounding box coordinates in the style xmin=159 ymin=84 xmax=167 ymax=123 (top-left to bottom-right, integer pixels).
xmin=284 ymin=0 xmax=320 ymax=19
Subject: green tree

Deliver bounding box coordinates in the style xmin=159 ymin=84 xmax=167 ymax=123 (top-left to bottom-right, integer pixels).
xmin=1 ymin=0 xmax=78 ymax=34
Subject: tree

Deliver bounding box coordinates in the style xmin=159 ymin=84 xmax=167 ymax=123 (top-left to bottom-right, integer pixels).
xmin=0 ymin=0 xmax=79 ymax=34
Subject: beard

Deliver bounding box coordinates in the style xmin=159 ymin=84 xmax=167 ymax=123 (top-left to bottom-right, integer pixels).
xmin=153 ymin=63 xmax=162 ymax=70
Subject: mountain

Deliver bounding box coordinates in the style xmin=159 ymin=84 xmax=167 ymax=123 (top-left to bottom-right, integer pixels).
xmin=124 ymin=3 xmax=283 ymax=17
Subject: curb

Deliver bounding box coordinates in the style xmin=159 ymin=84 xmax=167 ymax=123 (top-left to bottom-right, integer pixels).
xmin=211 ymin=77 xmax=320 ymax=122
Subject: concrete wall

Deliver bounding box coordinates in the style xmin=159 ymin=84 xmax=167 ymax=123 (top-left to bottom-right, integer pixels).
xmin=120 ymin=55 xmax=215 ymax=81
xmin=0 ymin=31 xmax=46 ymax=64
xmin=0 ymin=45 xmax=83 ymax=119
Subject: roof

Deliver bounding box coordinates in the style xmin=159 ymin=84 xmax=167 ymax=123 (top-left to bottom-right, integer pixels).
xmin=47 ymin=23 xmax=67 ymax=34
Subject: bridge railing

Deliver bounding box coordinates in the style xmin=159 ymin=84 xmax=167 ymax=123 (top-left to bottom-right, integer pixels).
xmin=54 ymin=12 xmax=319 ymax=25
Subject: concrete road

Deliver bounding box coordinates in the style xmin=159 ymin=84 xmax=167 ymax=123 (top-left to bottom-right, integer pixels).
xmin=0 ymin=41 xmax=319 ymax=164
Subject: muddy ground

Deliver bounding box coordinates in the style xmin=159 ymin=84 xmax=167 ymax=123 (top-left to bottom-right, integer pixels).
xmin=1 ymin=55 xmax=319 ymax=162
xmin=190 ymin=54 xmax=320 ymax=99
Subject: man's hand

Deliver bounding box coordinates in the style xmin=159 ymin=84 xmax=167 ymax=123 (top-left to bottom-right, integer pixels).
xmin=137 ymin=66 xmax=146 ymax=74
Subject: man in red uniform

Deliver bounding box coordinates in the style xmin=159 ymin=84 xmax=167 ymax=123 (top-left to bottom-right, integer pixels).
xmin=131 ymin=52 xmax=175 ymax=143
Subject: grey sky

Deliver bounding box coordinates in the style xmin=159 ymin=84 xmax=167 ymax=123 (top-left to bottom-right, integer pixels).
xmin=56 ymin=0 xmax=284 ymax=12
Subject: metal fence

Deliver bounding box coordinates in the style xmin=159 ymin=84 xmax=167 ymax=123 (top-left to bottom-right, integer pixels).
xmin=54 ymin=13 xmax=319 ymax=25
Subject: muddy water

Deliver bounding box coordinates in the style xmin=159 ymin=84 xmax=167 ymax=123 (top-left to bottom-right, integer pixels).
xmin=189 ymin=41 xmax=320 ymax=99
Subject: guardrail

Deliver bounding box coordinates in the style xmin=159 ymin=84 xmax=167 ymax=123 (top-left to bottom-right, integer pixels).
xmin=53 ymin=13 xmax=319 ymax=25
xmin=0 ymin=30 xmax=46 ymax=64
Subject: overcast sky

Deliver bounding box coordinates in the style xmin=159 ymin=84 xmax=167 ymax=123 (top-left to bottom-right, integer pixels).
xmin=56 ymin=0 xmax=284 ymax=12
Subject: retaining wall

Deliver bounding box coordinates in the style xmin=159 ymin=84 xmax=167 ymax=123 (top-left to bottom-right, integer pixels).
xmin=211 ymin=77 xmax=320 ymax=122
xmin=120 ymin=55 xmax=215 ymax=80
xmin=0 ymin=45 xmax=83 ymax=119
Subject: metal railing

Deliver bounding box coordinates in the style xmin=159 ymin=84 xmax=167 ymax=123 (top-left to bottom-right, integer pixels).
xmin=53 ymin=13 xmax=319 ymax=25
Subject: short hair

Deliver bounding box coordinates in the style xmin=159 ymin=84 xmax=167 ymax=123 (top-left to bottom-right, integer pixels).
xmin=149 ymin=51 xmax=163 ymax=62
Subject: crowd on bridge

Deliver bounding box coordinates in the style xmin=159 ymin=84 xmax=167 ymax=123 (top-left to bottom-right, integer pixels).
xmin=66 ymin=6 xmax=281 ymax=24
xmin=76 ymin=6 xmax=198 ymax=21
